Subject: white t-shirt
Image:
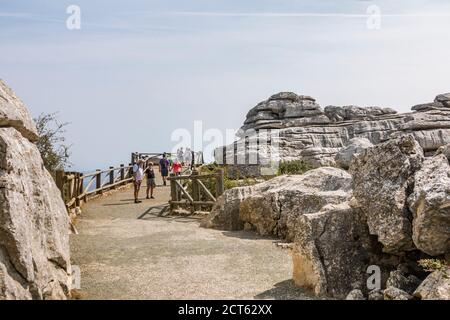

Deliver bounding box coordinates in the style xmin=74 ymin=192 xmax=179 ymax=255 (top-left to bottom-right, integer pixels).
xmin=133 ymin=164 xmax=144 ymax=181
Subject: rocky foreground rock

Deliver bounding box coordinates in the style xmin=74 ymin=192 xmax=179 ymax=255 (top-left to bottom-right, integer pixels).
xmin=0 ymin=80 xmax=71 ymax=299
xmin=206 ymin=91 xmax=450 ymax=299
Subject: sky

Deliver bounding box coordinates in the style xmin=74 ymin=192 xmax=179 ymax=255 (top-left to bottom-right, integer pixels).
xmin=1 ymin=0 xmax=450 ymax=170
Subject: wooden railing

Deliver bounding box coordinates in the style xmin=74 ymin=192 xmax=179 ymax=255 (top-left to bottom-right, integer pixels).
xmin=168 ymin=169 xmax=224 ymax=214
xmin=55 ymin=164 xmax=134 ymax=210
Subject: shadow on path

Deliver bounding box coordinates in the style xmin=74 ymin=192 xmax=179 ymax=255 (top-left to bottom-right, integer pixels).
xmin=221 ymin=230 xmax=279 ymax=241
xmin=254 ymin=280 xmax=316 ymax=300
xmin=137 ymin=204 xmax=170 ymax=219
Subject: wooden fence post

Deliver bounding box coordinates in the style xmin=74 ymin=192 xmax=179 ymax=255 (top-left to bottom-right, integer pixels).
xmin=77 ymin=173 xmax=84 ymax=206
xmin=55 ymin=170 xmax=65 ymax=199
xmin=109 ymin=166 xmax=115 ymax=189
xmin=120 ymin=164 xmax=125 ymax=183
xmin=169 ymin=173 xmax=177 ymax=212
xmin=191 ymin=170 xmax=199 ymax=214
xmin=215 ymin=169 xmax=224 ymax=197
xmin=96 ymin=169 xmax=102 ymax=195
xmin=128 ymin=163 xmax=133 ymax=178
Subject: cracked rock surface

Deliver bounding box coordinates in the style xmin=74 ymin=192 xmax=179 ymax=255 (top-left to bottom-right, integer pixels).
xmin=0 ymin=80 xmax=71 ymax=300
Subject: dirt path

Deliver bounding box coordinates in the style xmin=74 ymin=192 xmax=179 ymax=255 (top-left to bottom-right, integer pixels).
xmin=70 ymin=175 xmax=315 ymax=300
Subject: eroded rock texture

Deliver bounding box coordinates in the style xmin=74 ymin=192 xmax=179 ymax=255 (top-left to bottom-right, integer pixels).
xmin=216 ymin=91 xmax=450 ymax=170
xmin=203 ymin=167 xmax=379 ymax=298
xmin=408 ymin=152 xmax=450 ymax=256
xmin=0 ymin=80 xmax=71 ymax=300
xmin=208 ymin=91 xmax=450 ymax=299
xmin=350 ymin=135 xmax=424 ymax=254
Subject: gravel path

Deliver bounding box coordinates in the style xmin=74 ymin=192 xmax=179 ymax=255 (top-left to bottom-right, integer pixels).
xmin=70 ymin=176 xmax=315 ymax=300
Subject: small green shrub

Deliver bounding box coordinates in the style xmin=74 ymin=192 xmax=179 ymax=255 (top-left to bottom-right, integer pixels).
xmin=418 ymin=259 xmax=448 ymax=278
xmin=277 ymin=160 xmax=313 ymax=175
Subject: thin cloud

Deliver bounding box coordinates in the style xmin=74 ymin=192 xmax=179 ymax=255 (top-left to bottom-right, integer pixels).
xmin=169 ymin=11 xmax=450 ymax=18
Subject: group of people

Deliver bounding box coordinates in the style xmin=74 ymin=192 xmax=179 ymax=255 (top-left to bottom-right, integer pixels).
xmin=131 ymin=152 xmax=189 ymax=204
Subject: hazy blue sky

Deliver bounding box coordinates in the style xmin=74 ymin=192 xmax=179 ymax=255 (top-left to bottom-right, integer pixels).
xmin=1 ymin=0 xmax=450 ymax=170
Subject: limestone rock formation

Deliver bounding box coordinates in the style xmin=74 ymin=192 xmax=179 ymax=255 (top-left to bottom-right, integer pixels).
xmin=215 ymin=91 xmax=450 ymax=172
xmin=383 ymin=287 xmax=413 ymax=300
xmin=413 ymin=268 xmax=450 ymax=300
xmin=345 ymin=289 xmax=365 ymax=300
xmin=291 ymin=203 xmax=372 ymax=298
xmin=209 ymin=91 xmax=450 ymax=299
xmin=0 ymin=80 xmax=71 ymax=300
xmin=203 ymin=167 xmax=352 ymax=241
xmin=350 ymin=135 xmax=424 ymax=253
xmin=386 ymin=270 xmax=421 ymax=295
xmin=408 ymin=151 xmax=450 ymax=256
xmin=335 ymin=138 xmax=373 ymax=170
xmin=0 ymin=80 xmax=38 ymax=142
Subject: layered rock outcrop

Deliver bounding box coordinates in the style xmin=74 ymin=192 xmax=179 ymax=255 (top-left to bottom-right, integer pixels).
xmin=216 ymin=91 xmax=450 ymax=170
xmin=0 ymin=80 xmax=71 ymax=300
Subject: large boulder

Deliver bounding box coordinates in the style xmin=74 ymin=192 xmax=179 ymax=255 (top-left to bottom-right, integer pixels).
xmin=385 ymin=269 xmax=421 ymax=294
xmin=203 ymin=167 xmax=353 ymax=241
xmin=408 ymin=153 xmax=450 ymax=256
xmin=0 ymin=81 xmax=71 ymax=300
xmin=435 ymin=93 xmax=450 ymax=107
xmin=383 ymin=287 xmax=413 ymax=300
xmin=0 ymin=80 xmax=38 ymax=142
xmin=350 ymin=135 xmax=424 ymax=253
xmin=291 ymin=203 xmax=373 ymax=298
xmin=413 ymin=268 xmax=450 ymax=300
xmin=335 ymin=137 xmax=373 ymax=170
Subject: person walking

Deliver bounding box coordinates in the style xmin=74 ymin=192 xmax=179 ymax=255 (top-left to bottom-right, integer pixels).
xmin=132 ymin=159 xmax=144 ymax=203
xmin=145 ymin=162 xmax=156 ymax=199
xmin=159 ymin=153 xmax=170 ymax=186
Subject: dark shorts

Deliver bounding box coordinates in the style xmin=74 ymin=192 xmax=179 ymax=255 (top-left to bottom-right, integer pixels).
xmin=161 ymin=168 xmax=168 ymax=177
xmin=147 ymin=178 xmax=156 ymax=188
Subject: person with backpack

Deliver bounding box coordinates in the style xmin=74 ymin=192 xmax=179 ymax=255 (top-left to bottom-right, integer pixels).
xmin=159 ymin=153 xmax=170 ymax=186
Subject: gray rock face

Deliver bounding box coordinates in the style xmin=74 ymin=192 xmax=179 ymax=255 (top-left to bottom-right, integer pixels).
xmin=216 ymin=91 xmax=450 ymax=171
xmin=203 ymin=167 xmax=353 ymax=241
xmin=408 ymin=153 xmax=450 ymax=256
xmin=435 ymin=93 xmax=450 ymax=107
xmin=335 ymin=138 xmax=373 ymax=170
xmin=386 ymin=270 xmax=422 ymax=294
xmin=413 ymin=268 xmax=450 ymax=300
xmin=0 ymin=81 xmax=71 ymax=300
xmin=345 ymin=289 xmax=365 ymax=300
xmin=350 ymin=135 xmax=424 ymax=254
xmin=324 ymin=105 xmax=397 ymax=122
xmin=383 ymin=287 xmax=413 ymax=300
xmin=0 ymin=80 xmax=38 ymax=142
xmin=291 ymin=203 xmax=372 ymax=298
xmin=368 ymin=289 xmax=384 ymax=300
